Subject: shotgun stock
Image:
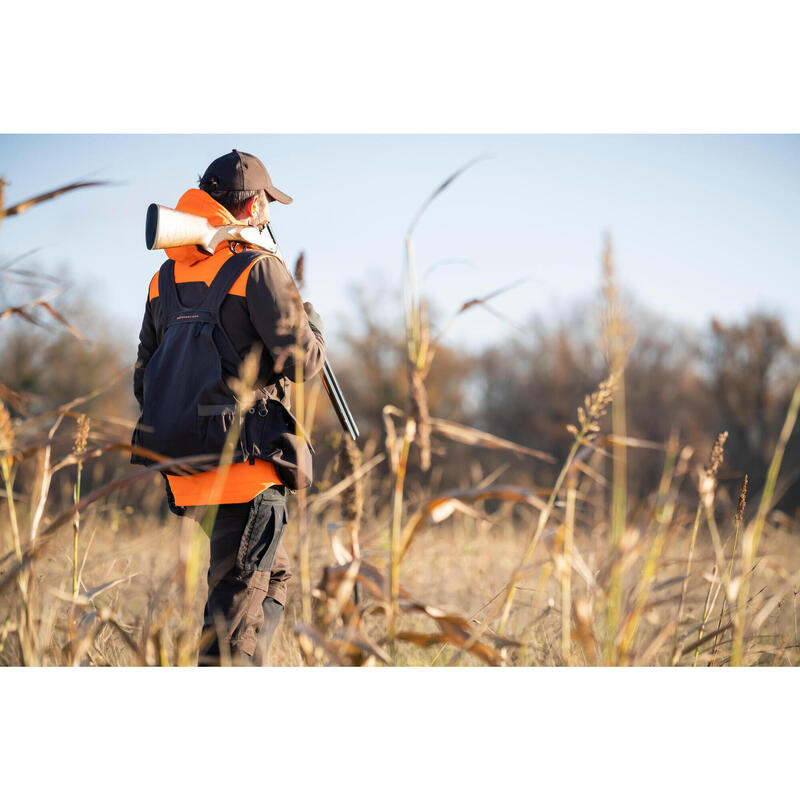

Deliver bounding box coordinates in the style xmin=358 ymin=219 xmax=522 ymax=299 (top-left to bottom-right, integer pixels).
xmin=145 ymin=203 xmax=278 ymax=255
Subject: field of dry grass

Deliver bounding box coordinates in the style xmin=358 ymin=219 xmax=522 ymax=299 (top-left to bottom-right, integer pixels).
xmin=2 ymin=161 xmax=799 ymax=668
xmin=2 ymin=427 xmax=799 ymax=668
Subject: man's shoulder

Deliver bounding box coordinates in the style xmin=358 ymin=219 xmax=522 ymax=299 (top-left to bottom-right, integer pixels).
xmin=148 ymin=269 xmax=160 ymax=301
xmin=246 ymin=251 xmax=288 ymax=277
xmin=237 ymin=252 xmax=290 ymax=297
xmin=146 ymin=258 xmax=176 ymax=302
xmin=228 ymin=250 xmax=280 ymax=298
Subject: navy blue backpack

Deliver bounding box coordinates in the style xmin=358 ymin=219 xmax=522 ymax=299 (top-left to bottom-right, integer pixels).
xmin=131 ymin=250 xmax=308 ymax=484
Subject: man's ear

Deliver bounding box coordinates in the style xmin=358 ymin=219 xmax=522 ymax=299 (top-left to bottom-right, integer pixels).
xmin=245 ymin=195 xmax=259 ymax=221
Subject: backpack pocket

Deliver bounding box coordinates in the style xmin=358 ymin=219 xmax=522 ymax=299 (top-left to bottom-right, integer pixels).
xmin=242 ymin=397 xmax=314 ymax=491
xmin=268 ymin=432 xmax=314 ymax=491
xmin=197 ymin=403 xmax=237 ymax=456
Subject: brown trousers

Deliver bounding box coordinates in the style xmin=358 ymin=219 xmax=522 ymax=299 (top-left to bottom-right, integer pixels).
xmin=197 ymin=486 xmax=292 ymax=665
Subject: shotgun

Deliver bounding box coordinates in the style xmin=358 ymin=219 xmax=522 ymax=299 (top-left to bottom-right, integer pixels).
xmin=146 ymin=203 xmax=280 ymax=255
xmin=145 ymin=203 xmax=359 ymax=441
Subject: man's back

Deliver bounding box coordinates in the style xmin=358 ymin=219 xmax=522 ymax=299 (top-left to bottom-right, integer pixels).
xmin=134 ymin=188 xmax=325 ymax=507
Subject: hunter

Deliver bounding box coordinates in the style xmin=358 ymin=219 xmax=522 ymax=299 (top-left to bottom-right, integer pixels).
xmin=132 ymin=149 xmax=325 ymax=665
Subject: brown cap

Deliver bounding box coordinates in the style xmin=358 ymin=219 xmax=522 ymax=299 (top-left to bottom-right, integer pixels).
xmin=199 ymin=149 xmax=293 ymax=204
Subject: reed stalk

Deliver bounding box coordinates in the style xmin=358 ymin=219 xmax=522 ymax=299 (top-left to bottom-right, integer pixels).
xmin=672 ymin=503 xmax=703 ymax=661
xmin=0 ymin=401 xmax=37 ymax=663
xmin=693 ymin=563 xmax=718 ymax=666
xmin=338 ymin=437 xmax=364 ymax=560
xmin=710 ymin=475 xmax=747 ymax=663
xmin=178 ymin=519 xmax=204 ymax=666
xmin=389 ymin=419 xmax=414 ymax=637
xmin=387 ymin=158 xmax=485 ymax=644
xmin=71 ymin=415 xmax=90 ymax=597
xmin=618 ymin=437 xmax=683 ymax=664
xmin=731 ymin=378 xmax=800 ymax=665
xmin=672 ymin=431 xmax=727 ymax=664
xmin=692 ymin=500 xmax=729 ymax=664
xmin=498 ymin=375 xmax=616 ymax=636
xmin=29 ymin=414 xmax=63 ymax=544
xmin=1 ymin=456 xmax=21 ymax=563
xmin=560 ymin=476 xmax=576 ymax=663
xmin=601 ymin=237 xmax=629 ymax=661
xmin=1 ymin=401 xmax=22 ymax=563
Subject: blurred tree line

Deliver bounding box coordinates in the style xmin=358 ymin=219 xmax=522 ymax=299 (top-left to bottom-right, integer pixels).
xmin=332 ymin=286 xmax=800 ymax=514
xmin=2 ymin=266 xmax=799 ymax=517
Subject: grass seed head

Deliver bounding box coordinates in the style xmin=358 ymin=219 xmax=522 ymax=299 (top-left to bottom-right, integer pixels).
xmin=706 ymin=431 xmax=728 ymax=480
xmin=588 ymin=374 xmax=617 ymax=420
xmin=571 ymin=373 xmax=618 ymax=441
xmin=735 ymin=474 xmax=749 ymax=526
xmin=73 ymin=413 xmax=90 ymax=455
xmin=699 ymin=431 xmax=728 ymax=507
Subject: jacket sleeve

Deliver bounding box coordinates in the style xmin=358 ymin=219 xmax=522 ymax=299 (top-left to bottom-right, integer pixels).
xmin=245 ymin=255 xmax=325 ymax=382
xmin=133 ymin=293 xmax=158 ymax=411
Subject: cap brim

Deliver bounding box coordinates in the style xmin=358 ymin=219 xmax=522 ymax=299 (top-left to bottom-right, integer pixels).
xmin=266 ymin=185 xmax=293 ymax=205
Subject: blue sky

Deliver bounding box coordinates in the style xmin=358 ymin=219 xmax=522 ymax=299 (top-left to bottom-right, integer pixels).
xmin=1 ymin=135 xmax=798 ymax=359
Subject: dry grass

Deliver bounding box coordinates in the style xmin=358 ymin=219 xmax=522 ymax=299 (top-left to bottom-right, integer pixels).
xmin=3 ymin=336 xmax=799 ymax=667
xmin=2 ymin=468 xmax=798 ymax=667
xmin=2 ymin=161 xmax=800 ymax=667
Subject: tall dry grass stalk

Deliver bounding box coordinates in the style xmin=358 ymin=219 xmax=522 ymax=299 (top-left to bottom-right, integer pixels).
xmin=29 ymin=414 xmax=64 ymax=543
xmin=559 ymin=469 xmax=577 ymax=663
xmin=671 ymin=431 xmax=728 ymax=664
xmin=497 ymin=374 xmax=617 ymax=636
xmin=710 ymin=474 xmax=748 ymax=662
xmin=599 ymin=236 xmax=633 ymax=662
xmin=600 ymin=237 xmax=630 ymax=549
xmin=0 ymin=400 xmax=22 ymax=563
xmin=387 ymin=157 xmax=488 ymax=636
xmin=731 ymin=377 xmax=800 ymax=665
xmin=388 ymin=416 xmax=415 ymax=636
xmin=72 ymin=414 xmax=90 ymax=597
xmin=0 ymin=398 xmax=35 ymax=661
xmin=338 ymin=437 xmax=364 ymax=559
xmin=617 ymin=434 xmax=686 ymax=664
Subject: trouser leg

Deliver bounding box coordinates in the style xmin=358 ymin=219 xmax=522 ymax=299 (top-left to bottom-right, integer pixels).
xmin=254 ymin=597 xmax=284 ymax=664
xmin=199 ymin=487 xmax=288 ymax=666
xmin=266 ymin=541 xmax=292 ymax=608
xmin=252 ymin=543 xmax=293 ymax=664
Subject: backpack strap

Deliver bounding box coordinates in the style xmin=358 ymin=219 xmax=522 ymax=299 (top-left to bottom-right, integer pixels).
xmin=203 ymin=250 xmax=269 ymax=319
xmin=204 ymin=249 xmax=270 ymax=375
xmin=157 ymin=260 xmax=181 ymax=319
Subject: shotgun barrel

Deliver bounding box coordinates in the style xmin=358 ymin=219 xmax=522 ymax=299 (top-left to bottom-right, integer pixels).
xmin=321 ymin=359 xmax=359 ymax=441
